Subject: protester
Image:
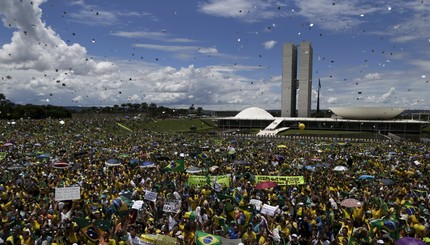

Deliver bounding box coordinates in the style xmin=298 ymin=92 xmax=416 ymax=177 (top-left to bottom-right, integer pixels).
xmin=0 ymin=118 xmax=429 ymax=244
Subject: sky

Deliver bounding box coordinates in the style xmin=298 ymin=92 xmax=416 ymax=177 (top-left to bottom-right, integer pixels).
xmin=0 ymin=0 xmax=429 ymax=111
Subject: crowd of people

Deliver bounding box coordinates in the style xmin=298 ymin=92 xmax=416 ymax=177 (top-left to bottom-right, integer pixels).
xmin=0 ymin=118 xmax=429 ymax=244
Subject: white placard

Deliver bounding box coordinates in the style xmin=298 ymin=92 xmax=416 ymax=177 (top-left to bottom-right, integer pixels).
xmin=55 ymin=187 xmax=80 ymax=201
xmin=132 ymin=200 xmax=144 ymax=210
xmin=249 ymin=199 xmax=262 ymax=210
xmin=144 ymin=190 xmax=158 ymax=202
xmin=260 ymin=204 xmax=278 ymax=216
xmin=163 ymin=199 xmax=181 ymax=213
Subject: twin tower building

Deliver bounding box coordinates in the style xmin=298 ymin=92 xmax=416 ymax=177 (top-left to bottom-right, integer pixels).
xmin=281 ymin=41 xmax=313 ymax=118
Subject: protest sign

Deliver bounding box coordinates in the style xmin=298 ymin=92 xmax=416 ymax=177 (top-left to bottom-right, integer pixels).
xmin=187 ymin=175 xmax=230 ymax=187
xmin=55 ymin=187 xmax=80 ymax=201
xmin=249 ymin=199 xmax=263 ymax=210
xmin=260 ymin=204 xmax=278 ymax=216
xmin=144 ymin=190 xmax=158 ymax=202
xmin=132 ymin=200 xmax=144 ymax=210
xmin=163 ymin=199 xmax=181 ymax=213
xmin=254 ymin=175 xmax=305 ymax=185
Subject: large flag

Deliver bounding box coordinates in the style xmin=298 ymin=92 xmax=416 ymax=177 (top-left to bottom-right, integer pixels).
xmin=106 ymin=194 xmax=132 ymax=218
xmin=164 ymin=159 xmax=185 ymax=172
xmin=75 ymin=217 xmax=101 ymax=243
xmin=369 ymin=218 xmax=399 ymax=239
xmin=196 ymin=230 xmax=221 ymax=245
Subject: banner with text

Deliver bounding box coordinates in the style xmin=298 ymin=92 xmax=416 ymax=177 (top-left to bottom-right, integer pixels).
xmin=254 ymin=175 xmax=305 ymax=185
xmin=187 ymin=175 xmax=230 ymax=187
xmin=55 ymin=187 xmax=81 ymax=201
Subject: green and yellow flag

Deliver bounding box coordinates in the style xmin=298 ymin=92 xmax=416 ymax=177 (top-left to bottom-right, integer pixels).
xmin=164 ymin=159 xmax=185 ymax=172
xmin=75 ymin=217 xmax=101 ymax=243
xmin=196 ymin=230 xmax=221 ymax=245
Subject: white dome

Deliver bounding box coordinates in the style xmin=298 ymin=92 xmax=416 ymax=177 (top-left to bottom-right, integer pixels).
xmin=235 ymin=107 xmax=274 ymax=119
xmin=329 ymin=107 xmax=404 ymax=120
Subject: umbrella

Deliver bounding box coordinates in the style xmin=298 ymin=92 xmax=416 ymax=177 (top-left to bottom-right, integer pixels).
xmin=277 ymin=144 xmax=287 ymax=148
xmin=36 ymin=153 xmax=51 ymax=163
xmin=340 ymin=198 xmax=363 ymax=208
xmin=232 ymin=160 xmax=251 ymax=165
xmin=274 ymin=155 xmax=285 ymax=162
xmin=333 ymin=166 xmax=348 ymax=171
xmin=397 ymin=237 xmax=426 ymax=245
xmin=186 ymin=166 xmax=202 ymax=174
xmin=255 ymin=181 xmax=278 ymax=190
xmin=141 ymin=161 xmax=155 ymax=168
xmin=380 ymin=178 xmax=394 ymax=186
xmin=209 ymin=166 xmax=219 ymax=172
xmin=3 ymin=142 xmax=14 ymax=147
xmin=105 ymin=159 xmax=121 ymax=167
xmin=358 ymin=175 xmax=375 ymax=180
xmin=52 ymin=161 xmax=70 ymax=169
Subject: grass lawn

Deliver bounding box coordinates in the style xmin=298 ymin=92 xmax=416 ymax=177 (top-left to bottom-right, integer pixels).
xmin=112 ymin=118 xmax=428 ymax=139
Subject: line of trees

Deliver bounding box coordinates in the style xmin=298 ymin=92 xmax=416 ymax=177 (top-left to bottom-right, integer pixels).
xmin=0 ymin=94 xmax=204 ymax=119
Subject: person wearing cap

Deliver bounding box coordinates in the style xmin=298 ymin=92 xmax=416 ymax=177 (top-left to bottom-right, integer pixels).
xmin=287 ymin=233 xmax=300 ymax=245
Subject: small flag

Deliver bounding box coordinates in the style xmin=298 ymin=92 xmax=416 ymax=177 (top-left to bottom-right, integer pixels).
xmin=116 ymin=122 xmax=133 ymax=132
xmin=196 ymin=230 xmax=221 ymax=245
xmin=164 ymin=159 xmax=185 ymax=172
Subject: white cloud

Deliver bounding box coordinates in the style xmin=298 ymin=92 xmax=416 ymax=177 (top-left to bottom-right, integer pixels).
xmin=293 ymin=0 xmax=379 ymax=31
xmin=327 ymin=97 xmax=337 ymax=104
xmin=263 ymin=40 xmax=277 ymax=49
xmin=67 ymin=1 xmax=157 ymax=26
xmin=363 ymin=73 xmax=381 ymax=80
xmin=0 ymin=0 xmax=113 ymax=75
xmin=111 ymin=31 xmax=196 ymax=43
xmin=198 ymin=0 xmax=289 ymax=22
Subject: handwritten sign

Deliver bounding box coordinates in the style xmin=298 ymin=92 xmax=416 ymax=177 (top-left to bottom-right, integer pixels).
xmin=144 ymin=190 xmax=158 ymax=202
xmin=254 ymin=175 xmax=305 ymax=185
xmin=132 ymin=200 xmax=144 ymax=210
xmin=163 ymin=199 xmax=181 ymax=213
xmin=260 ymin=204 xmax=278 ymax=216
xmin=55 ymin=187 xmax=80 ymax=201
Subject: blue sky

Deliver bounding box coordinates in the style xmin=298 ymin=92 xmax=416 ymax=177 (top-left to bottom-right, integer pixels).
xmin=0 ymin=0 xmax=429 ymax=111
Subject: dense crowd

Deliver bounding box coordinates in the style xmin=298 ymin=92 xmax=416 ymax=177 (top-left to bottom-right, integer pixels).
xmin=0 ymin=118 xmax=429 ymax=244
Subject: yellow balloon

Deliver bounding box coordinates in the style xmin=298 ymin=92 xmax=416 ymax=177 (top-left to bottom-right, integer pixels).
xmin=298 ymin=123 xmax=305 ymax=130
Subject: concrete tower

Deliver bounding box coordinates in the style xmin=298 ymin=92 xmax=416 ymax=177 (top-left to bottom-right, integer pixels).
xmin=297 ymin=41 xmax=313 ymax=117
xmin=281 ymin=41 xmax=313 ymax=118
xmin=281 ymin=43 xmax=297 ymax=117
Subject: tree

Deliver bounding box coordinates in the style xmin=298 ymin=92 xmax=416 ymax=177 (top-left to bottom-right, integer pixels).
xmin=148 ymin=103 xmax=157 ymax=117
xmin=196 ymin=107 xmax=203 ymax=116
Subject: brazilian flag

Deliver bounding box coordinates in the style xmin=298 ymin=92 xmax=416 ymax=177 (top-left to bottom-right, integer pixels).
xmin=369 ymin=218 xmax=399 ymax=240
xmin=196 ymin=230 xmax=221 ymax=245
xmin=233 ymin=189 xmax=243 ymax=204
xmin=75 ymin=217 xmax=100 ymax=243
xmin=164 ymin=159 xmax=185 ymax=172
xmin=106 ymin=194 xmax=132 ymax=218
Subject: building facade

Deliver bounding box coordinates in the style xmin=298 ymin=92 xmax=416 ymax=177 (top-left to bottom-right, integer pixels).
xmin=281 ymin=41 xmax=313 ymax=118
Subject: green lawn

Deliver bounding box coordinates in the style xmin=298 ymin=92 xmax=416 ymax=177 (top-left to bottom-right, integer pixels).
xmin=114 ymin=118 xmax=217 ymax=133
xmin=112 ymin=118 xmax=428 ymax=138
